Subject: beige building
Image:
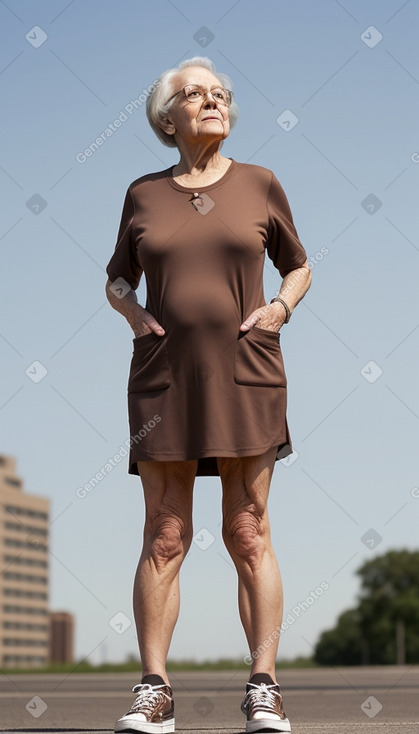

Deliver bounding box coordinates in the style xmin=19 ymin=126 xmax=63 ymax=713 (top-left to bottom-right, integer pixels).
xmin=0 ymin=453 xmax=50 ymax=667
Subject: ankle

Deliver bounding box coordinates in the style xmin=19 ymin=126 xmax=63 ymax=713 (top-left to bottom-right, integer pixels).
xmin=141 ymin=672 xmax=170 ymax=687
xmin=248 ymin=671 xmax=277 ymax=685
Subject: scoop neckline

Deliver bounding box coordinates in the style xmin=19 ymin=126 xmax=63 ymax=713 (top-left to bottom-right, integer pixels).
xmin=166 ymin=158 xmax=238 ymax=192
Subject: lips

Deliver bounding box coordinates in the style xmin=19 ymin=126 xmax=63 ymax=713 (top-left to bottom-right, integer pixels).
xmin=202 ymin=116 xmax=221 ymax=121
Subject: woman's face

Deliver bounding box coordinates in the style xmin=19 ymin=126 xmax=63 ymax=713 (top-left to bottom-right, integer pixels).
xmin=163 ymin=66 xmax=231 ymax=146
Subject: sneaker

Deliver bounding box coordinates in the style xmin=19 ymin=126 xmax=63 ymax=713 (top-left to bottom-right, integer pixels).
xmin=241 ymin=675 xmax=291 ymax=733
xmin=115 ymin=681 xmax=175 ymax=733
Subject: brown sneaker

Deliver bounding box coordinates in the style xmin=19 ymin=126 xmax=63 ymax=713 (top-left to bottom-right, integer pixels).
xmin=241 ymin=680 xmax=291 ymax=733
xmin=115 ymin=682 xmax=175 ymax=733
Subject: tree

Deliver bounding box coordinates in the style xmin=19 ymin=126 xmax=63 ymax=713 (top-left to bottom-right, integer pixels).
xmin=314 ymin=609 xmax=364 ymax=665
xmin=357 ymin=549 xmax=419 ymax=664
xmin=314 ymin=549 xmax=419 ymax=665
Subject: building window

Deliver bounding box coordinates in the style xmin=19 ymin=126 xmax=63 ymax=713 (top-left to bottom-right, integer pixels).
xmin=2 ymin=638 xmax=48 ymax=647
xmin=4 ymin=505 xmax=48 ymax=521
xmin=3 ymin=588 xmax=47 ymax=600
xmin=4 ymin=522 xmax=48 ymax=536
xmin=3 ymin=555 xmax=48 ymax=568
xmin=4 ymin=538 xmax=48 ymax=552
xmin=3 ymin=572 xmax=48 ymax=585
xmin=3 ymin=477 xmax=22 ymax=488
xmin=2 ymin=605 xmax=47 ymax=615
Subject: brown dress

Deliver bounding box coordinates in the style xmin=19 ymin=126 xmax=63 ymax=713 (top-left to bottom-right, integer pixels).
xmin=106 ymin=159 xmax=307 ymax=476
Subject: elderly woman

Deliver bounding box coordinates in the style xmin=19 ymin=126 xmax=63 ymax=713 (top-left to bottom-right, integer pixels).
xmin=106 ymin=56 xmax=311 ymax=734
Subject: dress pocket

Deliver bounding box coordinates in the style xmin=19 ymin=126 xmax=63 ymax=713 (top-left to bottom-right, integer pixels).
xmin=234 ymin=326 xmax=287 ymax=387
xmin=128 ymin=332 xmax=171 ymax=393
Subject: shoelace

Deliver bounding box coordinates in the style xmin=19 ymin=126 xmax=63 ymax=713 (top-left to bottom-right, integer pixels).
xmin=128 ymin=683 xmax=171 ymax=714
xmin=242 ymin=682 xmax=282 ymax=714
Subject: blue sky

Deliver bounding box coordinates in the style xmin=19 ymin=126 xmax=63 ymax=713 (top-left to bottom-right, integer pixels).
xmin=1 ymin=0 xmax=418 ymax=666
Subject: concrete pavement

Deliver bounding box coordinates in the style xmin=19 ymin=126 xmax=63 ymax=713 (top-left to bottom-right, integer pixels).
xmin=0 ymin=667 xmax=418 ymax=733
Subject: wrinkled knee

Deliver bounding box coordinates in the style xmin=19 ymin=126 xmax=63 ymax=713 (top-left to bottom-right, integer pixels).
xmin=222 ymin=510 xmax=267 ymax=567
xmin=147 ymin=516 xmax=192 ymax=571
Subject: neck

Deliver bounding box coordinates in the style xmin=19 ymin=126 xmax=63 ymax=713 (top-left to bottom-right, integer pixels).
xmin=172 ymin=141 xmax=227 ymax=177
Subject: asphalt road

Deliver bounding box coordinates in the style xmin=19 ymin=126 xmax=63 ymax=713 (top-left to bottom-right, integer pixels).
xmin=0 ymin=667 xmax=418 ymax=734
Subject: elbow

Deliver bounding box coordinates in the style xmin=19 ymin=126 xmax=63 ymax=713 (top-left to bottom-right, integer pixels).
xmin=105 ymin=277 xmax=123 ymax=306
xmin=300 ymin=261 xmax=312 ymax=292
xmin=105 ymin=277 xmax=113 ymax=301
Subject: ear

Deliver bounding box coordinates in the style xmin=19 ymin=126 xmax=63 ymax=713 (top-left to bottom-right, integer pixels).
xmin=159 ymin=116 xmax=176 ymax=136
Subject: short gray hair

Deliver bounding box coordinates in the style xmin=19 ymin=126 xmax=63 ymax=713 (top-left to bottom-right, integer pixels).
xmin=146 ymin=56 xmax=239 ymax=148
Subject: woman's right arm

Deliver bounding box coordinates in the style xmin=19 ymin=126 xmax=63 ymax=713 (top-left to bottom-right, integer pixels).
xmin=105 ymin=278 xmax=165 ymax=337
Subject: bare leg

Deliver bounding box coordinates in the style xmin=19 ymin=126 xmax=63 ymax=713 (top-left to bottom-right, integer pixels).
xmin=218 ymin=447 xmax=282 ymax=682
xmin=133 ymin=459 xmax=197 ymax=685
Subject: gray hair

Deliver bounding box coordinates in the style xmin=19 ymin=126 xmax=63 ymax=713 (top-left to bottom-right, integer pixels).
xmin=146 ymin=56 xmax=239 ymax=148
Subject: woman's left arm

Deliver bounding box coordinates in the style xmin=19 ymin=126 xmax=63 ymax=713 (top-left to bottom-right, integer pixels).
xmin=240 ymin=261 xmax=312 ymax=332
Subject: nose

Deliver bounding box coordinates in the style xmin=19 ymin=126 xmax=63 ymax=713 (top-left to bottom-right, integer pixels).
xmin=203 ymin=92 xmax=218 ymax=107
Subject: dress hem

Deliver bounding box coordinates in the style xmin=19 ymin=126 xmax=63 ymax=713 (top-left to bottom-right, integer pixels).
xmin=128 ymin=439 xmax=292 ymax=476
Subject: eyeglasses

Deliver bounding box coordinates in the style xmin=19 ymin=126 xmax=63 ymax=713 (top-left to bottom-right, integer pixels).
xmin=165 ymin=84 xmax=233 ymax=107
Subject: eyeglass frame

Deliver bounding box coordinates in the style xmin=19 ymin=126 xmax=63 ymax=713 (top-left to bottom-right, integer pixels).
xmin=165 ymin=84 xmax=233 ymax=108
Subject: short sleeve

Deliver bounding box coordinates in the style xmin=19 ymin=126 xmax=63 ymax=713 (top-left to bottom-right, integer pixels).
xmin=106 ymin=186 xmax=142 ymax=290
xmin=266 ymin=172 xmax=307 ymax=278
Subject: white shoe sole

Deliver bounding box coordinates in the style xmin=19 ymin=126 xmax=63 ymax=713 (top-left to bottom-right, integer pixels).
xmin=114 ymin=715 xmax=175 ymax=733
xmin=246 ymin=717 xmax=291 ymax=733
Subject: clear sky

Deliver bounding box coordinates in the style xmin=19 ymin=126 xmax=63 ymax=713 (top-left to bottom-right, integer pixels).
xmin=1 ymin=0 xmax=418 ymax=666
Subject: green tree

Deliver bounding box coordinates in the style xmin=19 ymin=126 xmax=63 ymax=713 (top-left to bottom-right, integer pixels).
xmin=314 ymin=609 xmax=364 ymax=665
xmin=314 ymin=549 xmax=419 ymax=665
xmin=357 ymin=549 xmax=419 ymax=664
